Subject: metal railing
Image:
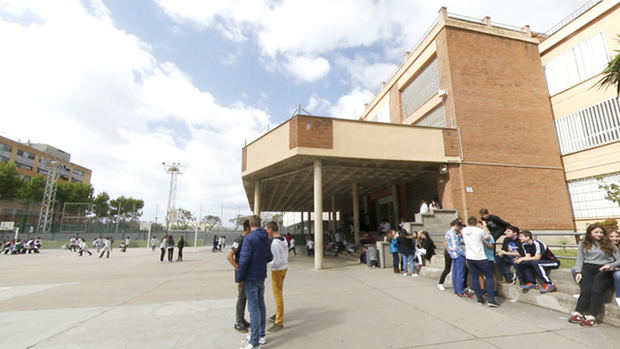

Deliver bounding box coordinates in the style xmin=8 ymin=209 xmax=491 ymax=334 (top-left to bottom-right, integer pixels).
xmin=543 ymin=0 xmax=601 ymax=37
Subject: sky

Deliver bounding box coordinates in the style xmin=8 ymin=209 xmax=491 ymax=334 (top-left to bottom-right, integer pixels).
xmin=0 ymin=0 xmax=587 ymax=226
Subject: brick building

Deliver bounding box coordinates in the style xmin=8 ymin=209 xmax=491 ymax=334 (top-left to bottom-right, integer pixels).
xmin=241 ymin=2 xmax=620 ymax=268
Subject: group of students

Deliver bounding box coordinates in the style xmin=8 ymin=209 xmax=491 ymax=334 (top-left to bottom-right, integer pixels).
xmin=387 ymin=229 xmax=436 ymax=277
xmin=212 ymin=235 xmax=227 ymax=252
xmin=86 ymin=237 xmax=113 ymax=258
xmin=432 ymin=208 xmax=620 ymax=327
xmin=2 ymin=237 xmax=41 ymax=254
xmin=158 ymin=234 xmax=185 ymax=262
xmin=227 ymin=216 xmax=290 ymax=349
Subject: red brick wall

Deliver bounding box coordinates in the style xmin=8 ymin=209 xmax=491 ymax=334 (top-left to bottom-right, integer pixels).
xmin=289 ymin=116 xmax=333 ymax=150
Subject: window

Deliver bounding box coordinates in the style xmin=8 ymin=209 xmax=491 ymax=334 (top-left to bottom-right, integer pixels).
xmin=544 ymin=31 xmax=609 ymax=96
xmin=71 ymin=168 xmax=84 ymax=182
xmin=15 ymin=149 xmax=35 ymax=169
xmin=414 ymin=105 xmax=446 ymax=128
xmin=554 ymin=97 xmax=620 ymax=155
xmin=401 ymin=58 xmax=440 ymax=118
xmin=567 ymin=172 xmax=620 ymax=219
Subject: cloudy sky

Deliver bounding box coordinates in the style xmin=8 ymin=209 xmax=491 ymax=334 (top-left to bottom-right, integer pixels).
xmin=0 ymin=0 xmax=586 ymax=226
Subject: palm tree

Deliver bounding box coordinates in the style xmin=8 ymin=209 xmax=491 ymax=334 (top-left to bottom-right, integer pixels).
xmin=597 ymin=34 xmax=620 ymax=95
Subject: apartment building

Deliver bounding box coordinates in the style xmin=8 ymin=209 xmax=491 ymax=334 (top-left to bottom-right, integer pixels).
xmin=0 ymin=135 xmax=91 ymax=184
xmin=539 ymin=0 xmax=620 ymax=230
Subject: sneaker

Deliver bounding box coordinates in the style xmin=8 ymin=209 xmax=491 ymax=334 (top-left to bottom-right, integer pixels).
xmin=540 ymin=283 xmax=557 ymax=293
xmin=246 ymin=335 xmax=267 ymax=345
xmin=242 ymin=319 xmax=251 ymax=327
xmin=465 ymin=288 xmax=475 ymax=295
xmin=520 ymin=282 xmax=536 ymax=290
xmin=234 ymin=322 xmax=249 ymax=333
xmin=267 ymin=323 xmax=283 ymax=333
xmin=580 ymin=315 xmax=596 ymax=327
xmin=240 ymin=344 xmax=259 ymax=349
xmin=505 ymin=276 xmax=516 ymax=285
xmin=476 ymin=299 xmax=485 ymax=305
xmin=488 ymin=300 xmax=500 ymax=308
xmin=615 ymin=297 xmax=620 ymax=307
xmin=438 ymin=284 xmax=446 ymax=291
xmin=568 ymin=312 xmax=583 ymax=324
xmin=412 ymin=273 xmax=419 ymax=278
xmin=269 ymin=315 xmax=275 ymax=323
xmin=402 ymin=273 xmax=408 ymax=277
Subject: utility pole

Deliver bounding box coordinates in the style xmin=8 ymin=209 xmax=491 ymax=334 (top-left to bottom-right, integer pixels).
xmin=162 ymin=162 xmax=183 ymax=233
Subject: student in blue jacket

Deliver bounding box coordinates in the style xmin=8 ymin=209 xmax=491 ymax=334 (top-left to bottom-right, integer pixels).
xmin=237 ymin=215 xmax=273 ymax=349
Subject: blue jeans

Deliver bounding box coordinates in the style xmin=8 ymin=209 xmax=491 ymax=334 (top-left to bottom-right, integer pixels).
xmin=402 ymin=253 xmax=415 ymax=274
xmin=468 ymin=259 xmax=496 ymax=302
xmin=244 ymin=280 xmax=266 ymax=347
xmin=451 ymin=255 xmax=465 ymax=295
xmin=496 ymin=254 xmax=524 ymax=283
xmin=392 ymin=252 xmax=400 ymax=269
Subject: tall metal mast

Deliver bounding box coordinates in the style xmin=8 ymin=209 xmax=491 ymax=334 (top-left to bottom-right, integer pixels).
xmin=162 ymin=162 xmax=183 ymax=231
xmin=37 ymin=160 xmax=62 ymax=234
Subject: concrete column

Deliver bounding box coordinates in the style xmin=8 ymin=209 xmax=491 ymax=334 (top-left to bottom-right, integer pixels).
xmin=392 ymin=184 xmax=399 ymax=228
xmin=300 ymin=212 xmax=304 ymax=234
xmin=352 ymin=182 xmax=360 ymax=243
xmin=330 ymin=195 xmax=336 ymax=234
xmin=253 ymin=180 xmax=261 ymax=215
xmin=313 ymin=160 xmax=323 ymax=270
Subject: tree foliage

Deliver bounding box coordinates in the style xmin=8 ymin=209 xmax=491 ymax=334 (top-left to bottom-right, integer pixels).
xmin=18 ymin=175 xmax=46 ymax=202
xmin=109 ymin=196 xmax=144 ymax=222
xmin=596 ymin=35 xmax=620 ymax=95
xmin=229 ymin=214 xmax=248 ymax=230
xmin=0 ymin=162 xmax=24 ymax=199
xmin=175 ymin=208 xmax=195 ymax=230
xmin=202 ymin=214 xmax=221 ymax=230
xmin=92 ymin=192 xmax=110 ymax=222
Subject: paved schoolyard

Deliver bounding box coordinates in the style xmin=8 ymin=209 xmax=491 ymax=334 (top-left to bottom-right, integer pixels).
xmin=1 ymin=246 xmax=619 ymax=349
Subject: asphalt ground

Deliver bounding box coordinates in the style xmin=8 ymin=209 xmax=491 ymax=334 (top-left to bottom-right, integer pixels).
xmin=1 ymin=247 xmax=619 ymax=349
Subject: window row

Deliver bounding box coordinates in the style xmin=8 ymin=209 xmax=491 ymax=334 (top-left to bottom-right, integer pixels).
xmin=401 ymin=58 xmax=440 ymax=119
xmin=567 ymin=172 xmax=620 ymax=219
xmin=554 ymin=97 xmax=620 ymax=155
xmin=543 ymin=31 xmax=609 ymax=96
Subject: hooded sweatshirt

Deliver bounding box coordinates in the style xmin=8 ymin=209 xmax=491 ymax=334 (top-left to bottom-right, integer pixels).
xmin=236 ymin=227 xmax=273 ymax=283
xmin=270 ymin=236 xmax=289 ymax=271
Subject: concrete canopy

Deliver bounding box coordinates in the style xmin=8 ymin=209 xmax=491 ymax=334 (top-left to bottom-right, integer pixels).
xmin=241 ymin=114 xmax=461 ymax=213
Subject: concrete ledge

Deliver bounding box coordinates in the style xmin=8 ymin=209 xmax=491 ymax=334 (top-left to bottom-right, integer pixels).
xmin=419 ymin=261 xmax=620 ymax=327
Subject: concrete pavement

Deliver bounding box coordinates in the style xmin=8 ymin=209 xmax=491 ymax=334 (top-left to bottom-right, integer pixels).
xmin=0 ymin=247 xmax=618 ymax=348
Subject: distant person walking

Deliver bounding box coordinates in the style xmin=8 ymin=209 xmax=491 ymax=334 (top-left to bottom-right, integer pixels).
xmin=237 ymin=215 xmax=273 ymax=349
xmin=177 ymin=235 xmax=184 ymax=261
xmin=160 ymin=235 xmax=168 ymax=262
xmin=166 ymin=235 xmax=175 ymax=263
xmin=99 ymin=237 xmax=111 ymax=259
xmin=79 ymin=238 xmax=92 ymax=256
xmin=151 ymin=236 xmax=157 ymax=252
xmin=212 ymin=235 xmax=219 ymax=253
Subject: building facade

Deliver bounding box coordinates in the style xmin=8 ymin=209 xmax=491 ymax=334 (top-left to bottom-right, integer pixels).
xmin=539 ymin=0 xmax=620 ymax=230
xmin=0 ymin=135 xmax=91 ymax=184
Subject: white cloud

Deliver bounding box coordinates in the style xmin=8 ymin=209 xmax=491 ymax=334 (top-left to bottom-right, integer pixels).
xmin=0 ymin=0 xmax=270 ymax=222
xmin=284 ymin=55 xmax=330 ymax=82
xmin=326 ymin=88 xmax=375 ymax=120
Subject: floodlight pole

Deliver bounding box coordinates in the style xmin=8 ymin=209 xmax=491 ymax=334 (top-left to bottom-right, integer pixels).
xmin=162 ymin=162 xmax=183 ymax=232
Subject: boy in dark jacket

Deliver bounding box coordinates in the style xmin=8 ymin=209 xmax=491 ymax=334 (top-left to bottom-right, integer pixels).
xmin=236 ymin=215 xmax=273 ymax=349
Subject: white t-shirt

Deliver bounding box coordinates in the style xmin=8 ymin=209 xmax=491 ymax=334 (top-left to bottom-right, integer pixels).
xmin=461 ymin=226 xmax=488 ymax=261
xmin=419 ymin=203 xmax=429 ymax=214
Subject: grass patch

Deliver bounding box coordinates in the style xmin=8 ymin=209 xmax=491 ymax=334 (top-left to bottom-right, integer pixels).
xmin=550 ymin=248 xmax=577 ymax=269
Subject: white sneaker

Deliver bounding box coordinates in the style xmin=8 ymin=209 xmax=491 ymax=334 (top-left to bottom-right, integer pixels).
xmin=402 ymin=273 xmax=407 ymax=276
xmin=572 ymin=294 xmax=579 ymax=299
xmin=438 ymin=284 xmax=446 ymax=291
xmin=240 ymin=343 xmax=259 ymax=349
xmin=246 ymin=335 xmax=267 ymax=345
xmin=616 ymin=297 xmax=620 ymax=307
xmin=412 ymin=274 xmax=419 ymax=278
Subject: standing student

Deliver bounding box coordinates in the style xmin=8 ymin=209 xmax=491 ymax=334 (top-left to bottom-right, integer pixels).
xmin=79 ymin=238 xmax=92 ymax=256
xmin=151 ymin=236 xmax=157 ymax=252
xmin=237 ymin=215 xmax=273 ymax=349
xmin=212 ymin=235 xmax=219 ymax=253
xmin=388 ymin=230 xmax=400 ymax=274
xmin=305 ymin=237 xmax=314 ymax=256
xmin=569 ymin=225 xmax=620 ymax=327
xmin=462 ymin=217 xmax=499 ymax=307
xmin=166 ymin=235 xmax=175 ymax=262
xmin=515 ymin=230 xmax=560 ymax=293
xmin=160 ymin=235 xmax=167 ymax=262
xmin=99 ymin=237 xmax=111 ymax=258
xmin=444 ymin=219 xmax=468 ymax=297
xmin=398 ymin=230 xmax=416 ymax=277
xmin=288 ymin=237 xmax=296 ymax=255
xmin=266 ymin=221 xmax=288 ymax=333
xmin=177 ymin=235 xmax=184 ymax=261
xmin=227 ymin=220 xmax=252 ymax=333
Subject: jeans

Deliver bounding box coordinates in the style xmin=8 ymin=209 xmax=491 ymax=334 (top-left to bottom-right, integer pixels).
xmin=391 ymin=252 xmax=400 ymax=269
xmin=160 ymin=247 xmax=165 ymax=261
xmin=468 ymin=259 xmax=496 ymax=302
xmin=576 ymin=263 xmax=614 ymax=316
xmin=402 ymin=253 xmax=415 ymax=274
xmin=439 ymin=250 xmax=451 ymax=284
xmin=271 ymin=269 xmax=287 ymax=325
xmin=244 ymin=279 xmax=266 ymax=347
xmin=177 ymin=247 xmax=183 ymax=260
xmin=167 ymin=248 xmax=174 ymax=262
xmin=235 ymin=285 xmax=248 ymax=324
xmin=496 ymin=254 xmax=524 ymax=282
xmin=614 ymin=270 xmax=620 ymax=298
xmin=451 ymin=255 xmax=465 ymax=295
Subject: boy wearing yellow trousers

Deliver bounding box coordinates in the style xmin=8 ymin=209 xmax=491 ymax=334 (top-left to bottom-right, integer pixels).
xmin=266 ymin=221 xmax=288 ymax=332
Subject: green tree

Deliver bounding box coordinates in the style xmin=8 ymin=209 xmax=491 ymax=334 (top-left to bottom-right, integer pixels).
xmin=110 ymin=196 xmax=144 ymax=222
xmin=0 ymin=162 xmax=24 ymax=199
xmin=597 ymin=35 xmax=620 ymax=94
xmin=202 ymin=214 xmax=221 ymax=230
xmin=91 ymin=192 xmax=110 ymax=222
xmin=229 ymin=214 xmax=247 ymax=230
xmin=176 ymin=208 xmax=194 ymax=230
xmin=18 ymin=175 xmax=46 ymax=202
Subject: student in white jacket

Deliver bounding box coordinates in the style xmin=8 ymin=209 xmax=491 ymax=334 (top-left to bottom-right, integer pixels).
xmin=266 ymin=221 xmax=288 ymax=333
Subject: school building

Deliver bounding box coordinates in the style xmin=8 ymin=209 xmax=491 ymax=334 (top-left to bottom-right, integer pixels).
xmin=241 ymin=1 xmax=620 ymax=268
